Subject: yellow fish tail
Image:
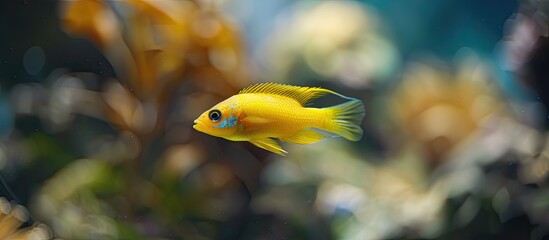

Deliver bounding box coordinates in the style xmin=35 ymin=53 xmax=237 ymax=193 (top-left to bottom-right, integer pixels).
xmin=324 ymin=99 xmax=365 ymax=141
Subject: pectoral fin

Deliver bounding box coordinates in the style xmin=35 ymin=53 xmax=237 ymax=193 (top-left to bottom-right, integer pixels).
xmin=279 ymin=129 xmax=328 ymax=144
xmin=249 ymin=138 xmax=287 ymax=156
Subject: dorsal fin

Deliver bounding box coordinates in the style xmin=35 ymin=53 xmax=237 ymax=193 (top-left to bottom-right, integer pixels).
xmin=239 ymin=83 xmax=336 ymax=106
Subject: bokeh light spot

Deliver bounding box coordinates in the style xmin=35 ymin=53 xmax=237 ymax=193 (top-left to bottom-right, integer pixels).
xmin=23 ymin=45 xmax=45 ymax=76
xmin=209 ymin=47 xmax=237 ymax=72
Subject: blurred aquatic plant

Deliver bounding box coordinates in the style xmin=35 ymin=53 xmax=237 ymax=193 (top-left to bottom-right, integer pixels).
xmin=499 ymin=0 xmax=549 ymax=129
xmin=521 ymin=0 xmax=549 ymax=32
xmin=32 ymin=159 xmax=119 ymax=239
xmin=391 ymin=54 xmax=504 ymax=165
xmin=256 ymin=140 xmax=447 ymax=239
xmin=519 ymin=134 xmax=549 ymax=184
xmin=6 ymin=0 xmax=256 ymax=238
xmin=0 ymin=197 xmax=54 ymax=240
xmin=387 ymin=54 xmax=549 ymax=238
xmin=58 ymin=0 xmax=251 ymax=133
xmin=261 ymin=1 xmax=399 ymax=88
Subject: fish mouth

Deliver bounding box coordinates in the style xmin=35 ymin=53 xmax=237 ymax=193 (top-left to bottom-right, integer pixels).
xmin=192 ymin=119 xmax=200 ymax=131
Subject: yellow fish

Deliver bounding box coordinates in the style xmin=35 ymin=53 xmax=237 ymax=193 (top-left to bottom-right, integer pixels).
xmin=193 ymin=83 xmax=365 ymax=155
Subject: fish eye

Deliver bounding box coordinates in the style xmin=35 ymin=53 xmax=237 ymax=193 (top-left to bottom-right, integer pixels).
xmin=208 ymin=110 xmax=222 ymax=122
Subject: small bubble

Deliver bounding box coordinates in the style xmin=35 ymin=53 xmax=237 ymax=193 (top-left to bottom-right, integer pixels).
xmin=23 ymin=0 xmax=29 ymax=5
xmin=99 ymin=70 xmax=103 ymax=74
xmin=85 ymin=58 xmax=89 ymax=62
xmin=3 ymin=60 xmax=7 ymax=64
xmin=33 ymin=128 xmax=38 ymax=132
xmin=129 ymin=88 xmax=134 ymax=92
xmin=98 ymin=61 xmax=102 ymax=65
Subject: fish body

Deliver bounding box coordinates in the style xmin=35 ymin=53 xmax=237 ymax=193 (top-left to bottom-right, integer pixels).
xmin=193 ymin=83 xmax=365 ymax=155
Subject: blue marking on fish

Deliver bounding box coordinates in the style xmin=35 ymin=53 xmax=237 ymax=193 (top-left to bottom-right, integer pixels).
xmin=227 ymin=114 xmax=237 ymax=126
xmin=215 ymin=118 xmax=228 ymax=128
xmin=214 ymin=114 xmax=238 ymax=128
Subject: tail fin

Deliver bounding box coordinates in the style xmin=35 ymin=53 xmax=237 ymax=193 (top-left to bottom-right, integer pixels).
xmin=324 ymin=99 xmax=365 ymax=141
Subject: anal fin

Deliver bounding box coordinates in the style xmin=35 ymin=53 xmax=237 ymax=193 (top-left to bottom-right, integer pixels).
xmin=249 ymin=138 xmax=287 ymax=156
xmin=280 ymin=129 xmax=328 ymax=145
